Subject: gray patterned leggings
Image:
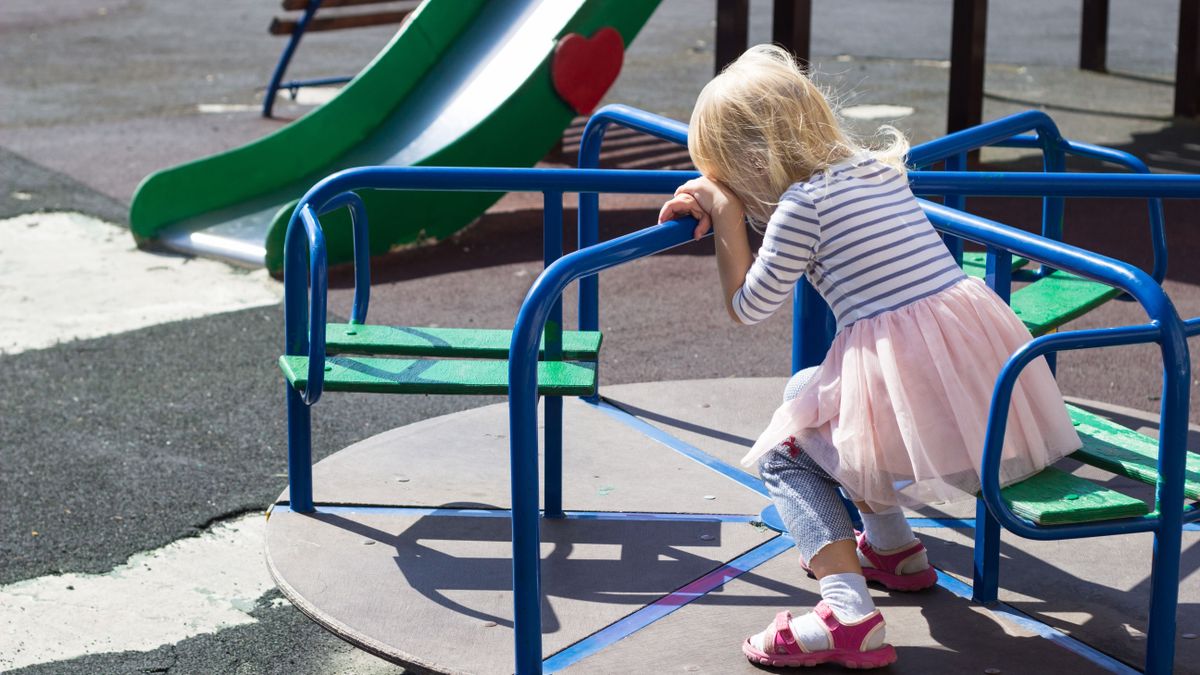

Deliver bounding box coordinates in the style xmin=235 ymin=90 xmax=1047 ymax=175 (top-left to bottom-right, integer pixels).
xmin=757 ymin=368 xmax=857 ymax=562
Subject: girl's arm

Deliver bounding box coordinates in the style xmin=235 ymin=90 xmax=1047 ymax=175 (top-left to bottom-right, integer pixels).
xmin=710 ymin=192 xmax=753 ymax=323
xmin=660 ymin=177 xmax=749 ymax=322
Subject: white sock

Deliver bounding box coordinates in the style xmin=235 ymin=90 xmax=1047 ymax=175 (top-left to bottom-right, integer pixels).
xmin=860 ymin=507 xmax=915 ymax=553
xmin=752 ymin=573 xmax=878 ymax=653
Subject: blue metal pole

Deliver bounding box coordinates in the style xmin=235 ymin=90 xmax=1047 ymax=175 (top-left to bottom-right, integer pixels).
xmin=285 ymin=387 xmax=314 ymax=513
xmin=972 ymin=499 xmax=1001 ymax=603
xmin=319 ymin=192 xmax=370 ymax=324
xmin=508 ymin=215 xmax=701 ymax=675
xmin=543 ymin=191 xmax=564 ymax=519
xmin=985 ymin=246 xmax=1013 ymax=304
xmin=1039 ymin=138 xmax=1067 ymax=270
xmin=942 ymin=152 xmax=967 ymax=265
xmin=793 ymin=279 xmax=833 ymax=371
xmin=575 ymin=105 xmax=690 ymax=338
xmin=974 ymin=244 xmax=1012 ymax=602
xmin=577 ymin=191 xmax=600 ymax=334
xmin=283 ymin=205 xmax=326 ymax=513
xmin=992 ymin=134 xmax=1168 ymax=283
xmin=1145 ymin=324 xmax=1192 ymax=674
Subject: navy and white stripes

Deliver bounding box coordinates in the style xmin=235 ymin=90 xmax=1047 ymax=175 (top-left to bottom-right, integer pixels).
xmin=731 ymin=156 xmax=966 ymax=329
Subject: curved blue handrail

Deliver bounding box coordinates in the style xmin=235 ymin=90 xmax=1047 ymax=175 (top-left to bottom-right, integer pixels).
xmin=576 ymin=104 xmax=691 ymax=333
xmin=507 ymin=215 xmax=702 ymax=673
xmin=282 ymin=166 xmax=704 ymax=405
xmin=919 ymin=198 xmax=1191 ymax=534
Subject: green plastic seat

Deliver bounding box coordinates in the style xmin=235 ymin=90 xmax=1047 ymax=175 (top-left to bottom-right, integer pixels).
xmin=1010 ymin=272 xmax=1120 ymax=337
xmin=1068 ymin=404 xmax=1200 ymax=500
xmin=999 ymin=466 xmax=1149 ymax=525
xmin=325 ymin=324 xmax=602 ymax=360
xmin=960 ymin=251 xmax=1119 ymax=337
xmin=280 ymin=355 xmax=597 ymax=396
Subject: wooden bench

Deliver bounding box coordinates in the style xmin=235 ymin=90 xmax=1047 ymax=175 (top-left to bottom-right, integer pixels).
xmin=263 ymin=0 xmax=420 ymax=117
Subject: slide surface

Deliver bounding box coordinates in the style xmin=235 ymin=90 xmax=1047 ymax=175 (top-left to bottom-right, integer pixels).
xmin=130 ymin=0 xmax=660 ymax=273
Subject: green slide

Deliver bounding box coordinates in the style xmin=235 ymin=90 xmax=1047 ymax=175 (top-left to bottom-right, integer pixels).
xmin=130 ymin=0 xmax=661 ymax=274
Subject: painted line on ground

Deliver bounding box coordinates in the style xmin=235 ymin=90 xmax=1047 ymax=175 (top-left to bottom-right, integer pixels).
xmin=542 ymin=535 xmax=795 ymax=673
xmin=271 ymin=503 xmax=758 ymax=523
xmin=934 ymin=570 xmax=1139 ymax=674
xmin=590 ymin=394 xmax=1160 ymax=674
xmin=590 ymin=398 xmax=769 ymax=497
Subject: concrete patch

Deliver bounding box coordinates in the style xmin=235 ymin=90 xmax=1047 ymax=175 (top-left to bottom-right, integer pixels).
xmin=0 ymin=513 xmax=275 ymax=671
xmin=0 ymin=212 xmax=281 ymax=355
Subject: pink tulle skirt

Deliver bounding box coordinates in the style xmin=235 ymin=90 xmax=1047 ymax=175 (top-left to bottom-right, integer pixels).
xmin=743 ymin=276 xmax=1082 ymax=510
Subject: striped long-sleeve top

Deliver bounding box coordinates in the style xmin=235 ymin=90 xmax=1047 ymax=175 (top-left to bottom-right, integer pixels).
xmin=732 ymin=154 xmax=966 ymax=330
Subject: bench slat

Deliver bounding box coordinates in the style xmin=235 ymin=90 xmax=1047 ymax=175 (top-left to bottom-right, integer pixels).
xmin=1000 ymin=466 xmax=1149 ymax=525
xmin=281 ymin=0 xmax=409 ymax=10
xmin=270 ymin=9 xmax=411 ymax=35
xmin=280 ymin=355 xmax=597 ymax=396
xmin=1067 ymin=404 xmax=1200 ymax=500
xmin=325 ymin=324 xmax=602 ymax=360
xmin=1010 ymin=270 xmax=1120 ymax=337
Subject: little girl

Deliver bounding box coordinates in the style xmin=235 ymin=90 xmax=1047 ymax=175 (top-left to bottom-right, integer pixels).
xmin=659 ymin=45 xmax=1081 ymax=669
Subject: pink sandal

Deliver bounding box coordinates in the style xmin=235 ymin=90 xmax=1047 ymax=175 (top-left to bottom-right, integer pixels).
xmin=857 ymin=533 xmax=938 ymax=592
xmin=742 ymin=603 xmax=897 ymax=669
xmin=800 ymin=533 xmax=938 ymax=592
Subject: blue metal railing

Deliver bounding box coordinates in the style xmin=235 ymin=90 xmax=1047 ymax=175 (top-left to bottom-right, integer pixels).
xmin=918 ymin=199 xmax=1191 ymax=675
xmin=508 ymin=215 xmax=702 ymax=673
xmin=910 ymin=110 xmax=1167 ymax=283
xmin=576 ymin=105 xmax=689 ymax=337
xmin=573 ymin=106 xmax=1170 ymax=378
xmin=281 ymin=169 xmax=701 ymax=670
xmin=281 ymin=109 xmax=1199 ymax=674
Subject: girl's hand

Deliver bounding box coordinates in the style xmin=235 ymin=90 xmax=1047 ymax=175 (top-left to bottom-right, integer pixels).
xmin=671 ymin=177 xmax=742 ymax=239
xmin=658 ymin=192 xmax=712 ymax=240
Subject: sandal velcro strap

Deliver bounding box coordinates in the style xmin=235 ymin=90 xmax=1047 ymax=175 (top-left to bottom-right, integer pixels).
xmin=773 ymin=610 xmax=798 ymax=649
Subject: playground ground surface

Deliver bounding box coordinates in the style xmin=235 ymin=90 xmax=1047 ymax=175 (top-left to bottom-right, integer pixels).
xmin=2 ymin=0 xmax=1200 ymax=672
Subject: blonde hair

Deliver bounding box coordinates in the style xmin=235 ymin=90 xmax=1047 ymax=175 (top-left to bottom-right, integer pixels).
xmin=688 ymin=44 xmax=909 ymax=225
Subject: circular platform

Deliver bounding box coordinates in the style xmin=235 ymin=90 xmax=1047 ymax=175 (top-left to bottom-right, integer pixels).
xmin=264 ymin=378 xmax=1181 ymax=674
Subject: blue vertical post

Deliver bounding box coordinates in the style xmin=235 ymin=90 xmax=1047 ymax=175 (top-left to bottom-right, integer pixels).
xmin=283 ymin=212 xmax=320 ymax=513
xmin=792 ymin=279 xmax=833 ymax=373
xmin=509 ymin=273 xmax=560 ymax=674
xmin=578 ymin=191 xmax=600 ymax=332
xmin=792 ymin=276 xmax=857 ymax=523
xmin=1039 ymin=140 xmax=1067 ymax=267
xmin=973 ymin=245 xmax=1011 ymax=601
xmin=942 ymin=153 xmax=966 ymax=265
xmin=543 ymin=192 xmax=564 ymax=519
xmin=985 ymin=245 xmax=1012 ymax=303
xmin=1145 ymin=332 xmax=1191 ymax=674
xmin=972 ymin=499 xmax=1001 ymax=603
xmin=508 ymin=351 xmax=543 ymax=674
xmin=578 ymin=191 xmax=601 ymax=404
xmin=1040 ymin=141 xmax=1067 ymax=375
xmin=285 ymin=388 xmax=314 ymax=513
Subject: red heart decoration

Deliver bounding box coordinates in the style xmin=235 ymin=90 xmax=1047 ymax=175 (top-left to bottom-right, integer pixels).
xmin=551 ymin=28 xmax=624 ymax=115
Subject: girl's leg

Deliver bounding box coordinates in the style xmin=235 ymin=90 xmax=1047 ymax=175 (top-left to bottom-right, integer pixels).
xmin=773 ymin=367 xmax=864 ymax=576
xmin=855 ymin=502 xmax=919 ymax=551
xmin=743 ymin=368 xmax=894 ymax=665
xmin=752 ymin=437 xmax=886 ymax=658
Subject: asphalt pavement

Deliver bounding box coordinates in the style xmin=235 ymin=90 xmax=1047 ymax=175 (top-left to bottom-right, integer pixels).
xmin=3 ymin=0 xmax=1199 ymax=672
